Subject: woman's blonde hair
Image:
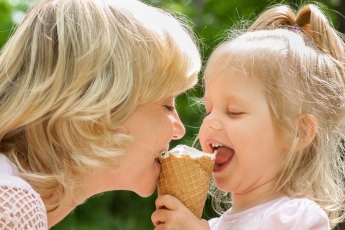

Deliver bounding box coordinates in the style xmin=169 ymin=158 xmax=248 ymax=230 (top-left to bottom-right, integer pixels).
xmin=0 ymin=0 xmax=201 ymax=211
xmin=206 ymin=3 xmax=345 ymax=228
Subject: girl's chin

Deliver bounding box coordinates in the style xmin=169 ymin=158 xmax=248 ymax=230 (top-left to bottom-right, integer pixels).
xmin=213 ymin=180 xmax=233 ymax=194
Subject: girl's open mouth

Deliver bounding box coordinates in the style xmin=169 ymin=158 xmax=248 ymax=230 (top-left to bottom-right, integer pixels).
xmin=213 ymin=146 xmax=234 ymax=172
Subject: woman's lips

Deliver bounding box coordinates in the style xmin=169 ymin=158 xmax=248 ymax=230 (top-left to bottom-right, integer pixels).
xmin=155 ymin=159 xmax=162 ymax=171
xmin=213 ymin=146 xmax=234 ymax=173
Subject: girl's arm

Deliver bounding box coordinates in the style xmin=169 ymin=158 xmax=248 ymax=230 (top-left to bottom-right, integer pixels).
xmin=152 ymin=194 xmax=210 ymax=230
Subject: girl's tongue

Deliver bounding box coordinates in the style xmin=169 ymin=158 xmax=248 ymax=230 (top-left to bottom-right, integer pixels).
xmin=215 ymin=146 xmax=234 ymax=166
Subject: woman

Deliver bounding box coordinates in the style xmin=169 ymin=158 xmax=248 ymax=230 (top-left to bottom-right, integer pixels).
xmin=0 ymin=0 xmax=201 ymax=228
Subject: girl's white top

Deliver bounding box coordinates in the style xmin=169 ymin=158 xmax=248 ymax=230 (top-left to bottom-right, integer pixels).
xmin=208 ymin=196 xmax=330 ymax=230
xmin=161 ymin=144 xmax=215 ymax=159
xmin=0 ymin=153 xmax=48 ymax=229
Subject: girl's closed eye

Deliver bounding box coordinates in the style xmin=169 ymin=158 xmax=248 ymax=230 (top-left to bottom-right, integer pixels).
xmin=227 ymin=110 xmax=244 ymax=117
xmin=203 ymin=110 xmax=243 ymax=117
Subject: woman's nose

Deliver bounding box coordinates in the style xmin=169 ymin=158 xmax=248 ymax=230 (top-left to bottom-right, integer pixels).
xmin=172 ymin=114 xmax=186 ymax=140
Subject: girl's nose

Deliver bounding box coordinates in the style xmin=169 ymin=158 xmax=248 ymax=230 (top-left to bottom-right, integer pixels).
xmin=172 ymin=114 xmax=186 ymax=140
xmin=202 ymin=112 xmax=222 ymax=130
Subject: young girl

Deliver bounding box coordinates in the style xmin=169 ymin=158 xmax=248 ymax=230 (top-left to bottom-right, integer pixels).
xmin=152 ymin=3 xmax=345 ymax=229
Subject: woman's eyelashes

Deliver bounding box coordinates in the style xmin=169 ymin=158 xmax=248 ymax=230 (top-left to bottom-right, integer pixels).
xmin=203 ymin=111 xmax=210 ymax=117
xmin=161 ymin=96 xmax=176 ymax=112
xmin=164 ymin=105 xmax=175 ymax=112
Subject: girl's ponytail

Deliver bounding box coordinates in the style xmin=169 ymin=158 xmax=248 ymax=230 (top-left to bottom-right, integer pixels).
xmin=249 ymin=4 xmax=345 ymax=63
xmin=248 ymin=5 xmax=295 ymax=30
xmin=296 ymin=4 xmax=344 ymax=62
xmin=248 ymin=3 xmax=345 ymax=85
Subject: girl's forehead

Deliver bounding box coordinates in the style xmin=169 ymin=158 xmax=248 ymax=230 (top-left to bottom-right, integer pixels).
xmin=204 ymin=61 xmax=245 ymax=83
xmin=203 ymin=65 xmax=266 ymax=99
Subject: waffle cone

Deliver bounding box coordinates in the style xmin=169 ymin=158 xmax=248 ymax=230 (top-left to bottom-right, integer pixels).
xmin=157 ymin=154 xmax=215 ymax=219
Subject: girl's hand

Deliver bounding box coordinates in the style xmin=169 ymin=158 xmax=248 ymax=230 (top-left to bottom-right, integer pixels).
xmin=151 ymin=194 xmax=210 ymax=230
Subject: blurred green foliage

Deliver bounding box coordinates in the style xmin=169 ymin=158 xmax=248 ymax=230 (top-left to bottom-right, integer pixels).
xmin=0 ymin=0 xmax=344 ymax=229
xmin=0 ymin=1 xmax=13 ymax=45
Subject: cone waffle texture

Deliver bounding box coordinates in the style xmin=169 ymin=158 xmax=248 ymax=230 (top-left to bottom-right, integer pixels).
xmin=157 ymin=154 xmax=215 ymax=219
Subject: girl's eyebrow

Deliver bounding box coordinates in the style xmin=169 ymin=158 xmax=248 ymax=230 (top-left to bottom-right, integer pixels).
xmin=204 ymin=93 xmax=247 ymax=104
xmin=224 ymin=94 xmax=247 ymax=105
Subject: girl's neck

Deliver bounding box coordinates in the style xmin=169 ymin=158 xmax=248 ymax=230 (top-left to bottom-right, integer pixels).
xmin=229 ymin=179 xmax=283 ymax=215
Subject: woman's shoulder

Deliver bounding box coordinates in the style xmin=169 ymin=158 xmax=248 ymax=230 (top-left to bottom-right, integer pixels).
xmin=0 ymin=183 xmax=48 ymax=229
xmin=260 ymin=196 xmax=330 ymax=229
xmin=0 ymin=153 xmax=48 ymax=229
xmin=0 ymin=153 xmax=41 ymax=199
xmin=0 ymin=153 xmax=30 ymax=188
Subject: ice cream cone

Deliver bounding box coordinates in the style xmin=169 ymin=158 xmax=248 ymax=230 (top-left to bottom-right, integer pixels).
xmin=157 ymin=145 xmax=215 ymax=219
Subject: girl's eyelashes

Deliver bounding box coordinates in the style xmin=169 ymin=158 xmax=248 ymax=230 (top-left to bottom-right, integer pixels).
xmin=164 ymin=105 xmax=175 ymax=112
xmin=203 ymin=110 xmax=243 ymax=115
xmin=203 ymin=111 xmax=243 ymax=117
xmin=227 ymin=111 xmax=243 ymax=116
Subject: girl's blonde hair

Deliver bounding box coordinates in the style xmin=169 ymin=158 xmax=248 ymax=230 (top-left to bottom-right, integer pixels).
xmin=206 ymin=3 xmax=345 ymax=227
xmin=0 ymin=0 xmax=201 ymax=211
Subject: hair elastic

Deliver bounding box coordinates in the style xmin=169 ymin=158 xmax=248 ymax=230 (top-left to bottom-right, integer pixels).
xmin=289 ymin=24 xmax=302 ymax=31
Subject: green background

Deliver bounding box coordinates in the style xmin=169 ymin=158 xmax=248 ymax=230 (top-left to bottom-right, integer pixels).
xmin=0 ymin=0 xmax=344 ymax=229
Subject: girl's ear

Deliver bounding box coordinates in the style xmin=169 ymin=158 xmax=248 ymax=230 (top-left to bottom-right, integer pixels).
xmin=294 ymin=114 xmax=318 ymax=152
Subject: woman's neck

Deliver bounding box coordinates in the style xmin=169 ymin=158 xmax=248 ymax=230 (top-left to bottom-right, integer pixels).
xmin=46 ymin=193 xmax=79 ymax=228
xmin=229 ymin=179 xmax=283 ymax=215
xmin=46 ymin=168 xmax=121 ymax=228
xmin=46 ymin=171 xmax=100 ymax=228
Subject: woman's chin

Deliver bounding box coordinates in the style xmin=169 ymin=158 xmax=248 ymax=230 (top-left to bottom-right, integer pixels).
xmin=136 ymin=185 xmax=156 ymax=197
xmin=134 ymin=166 xmax=161 ymax=197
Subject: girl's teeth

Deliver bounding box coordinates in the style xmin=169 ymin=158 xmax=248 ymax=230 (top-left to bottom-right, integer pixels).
xmin=212 ymin=143 xmax=223 ymax=148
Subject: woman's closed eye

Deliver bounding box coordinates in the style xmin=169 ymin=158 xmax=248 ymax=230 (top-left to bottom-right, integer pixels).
xmin=160 ymin=96 xmax=176 ymax=112
xmin=203 ymin=112 xmax=210 ymax=117
xmin=164 ymin=105 xmax=175 ymax=112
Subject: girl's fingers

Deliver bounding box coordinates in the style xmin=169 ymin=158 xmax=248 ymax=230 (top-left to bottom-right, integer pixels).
xmin=155 ymin=194 xmax=183 ymax=210
xmin=151 ymin=208 xmax=171 ymax=227
xmin=152 ymin=195 xmax=180 ymax=228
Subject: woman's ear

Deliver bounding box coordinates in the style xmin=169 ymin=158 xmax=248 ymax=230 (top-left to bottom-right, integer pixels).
xmin=294 ymin=114 xmax=318 ymax=152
